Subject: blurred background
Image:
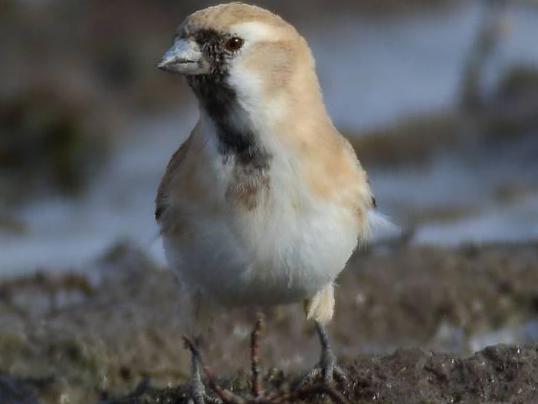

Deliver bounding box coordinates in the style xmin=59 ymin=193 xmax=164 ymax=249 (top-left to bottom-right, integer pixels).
xmin=1 ymin=0 xmax=538 ymax=402
xmin=1 ymin=0 xmax=538 ymax=274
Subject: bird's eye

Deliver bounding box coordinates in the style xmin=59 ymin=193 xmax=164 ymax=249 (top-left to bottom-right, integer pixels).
xmin=224 ymin=37 xmax=244 ymax=52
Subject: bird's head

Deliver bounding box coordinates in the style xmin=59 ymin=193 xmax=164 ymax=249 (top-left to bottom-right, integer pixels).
xmin=158 ymin=3 xmax=322 ymax=117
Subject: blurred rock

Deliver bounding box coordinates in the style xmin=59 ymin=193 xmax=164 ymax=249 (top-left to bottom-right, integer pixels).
xmin=0 ymin=87 xmax=109 ymax=202
xmin=484 ymin=64 xmax=538 ymax=139
xmin=349 ymin=65 xmax=538 ymax=168
xmin=347 ymin=111 xmax=460 ymax=167
xmin=0 ymin=374 xmax=41 ymax=404
xmin=497 ymin=65 xmax=538 ymax=100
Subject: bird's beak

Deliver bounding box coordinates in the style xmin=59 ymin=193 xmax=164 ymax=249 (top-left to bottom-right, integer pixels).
xmin=157 ymin=38 xmax=210 ymax=75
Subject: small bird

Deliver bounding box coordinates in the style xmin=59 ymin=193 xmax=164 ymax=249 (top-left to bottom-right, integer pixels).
xmin=156 ymin=3 xmax=375 ymax=402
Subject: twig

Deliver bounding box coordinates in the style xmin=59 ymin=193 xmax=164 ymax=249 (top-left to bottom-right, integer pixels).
xmin=250 ymin=313 xmax=264 ymax=398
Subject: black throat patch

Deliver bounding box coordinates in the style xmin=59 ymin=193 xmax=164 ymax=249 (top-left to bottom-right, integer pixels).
xmin=188 ymin=74 xmax=271 ymax=170
xmin=189 ymin=76 xmax=273 ymax=211
xmin=185 ymin=28 xmax=271 ymax=170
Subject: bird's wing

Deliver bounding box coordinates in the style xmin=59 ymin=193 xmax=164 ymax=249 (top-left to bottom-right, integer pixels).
xmin=337 ymin=135 xmax=378 ymax=242
xmin=155 ymin=132 xmax=195 ymax=222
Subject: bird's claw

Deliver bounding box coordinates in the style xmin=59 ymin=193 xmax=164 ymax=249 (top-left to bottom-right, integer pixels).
xmin=299 ymin=361 xmax=347 ymax=387
xmin=185 ymin=391 xmax=221 ymax=404
xmin=185 ymin=379 xmax=222 ymax=404
xmin=182 ymin=336 xmax=222 ymax=404
xmin=298 ymin=322 xmax=348 ymax=387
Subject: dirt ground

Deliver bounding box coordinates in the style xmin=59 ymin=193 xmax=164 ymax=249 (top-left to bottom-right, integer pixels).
xmin=103 ymin=344 xmax=538 ymax=403
xmin=1 ymin=242 xmax=537 ymax=403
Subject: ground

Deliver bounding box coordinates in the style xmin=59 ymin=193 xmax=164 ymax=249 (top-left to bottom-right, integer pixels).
xmin=1 ymin=242 xmax=537 ymax=403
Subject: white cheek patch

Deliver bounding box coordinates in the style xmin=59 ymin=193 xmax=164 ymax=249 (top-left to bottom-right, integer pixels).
xmin=225 ymin=22 xmax=279 ymax=106
xmin=229 ymin=21 xmax=278 ymax=45
xmin=228 ymin=64 xmax=263 ymax=108
xmin=225 ymin=22 xmax=288 ymax=129
xmin=225 ymin=21 xmax=281 ymax=101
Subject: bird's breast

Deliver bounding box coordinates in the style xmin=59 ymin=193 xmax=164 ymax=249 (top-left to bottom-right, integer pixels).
xmin=224 ymin=157 xmax=271 ymax=212
xmin=164 ymin=150 xmax=359 ymax=306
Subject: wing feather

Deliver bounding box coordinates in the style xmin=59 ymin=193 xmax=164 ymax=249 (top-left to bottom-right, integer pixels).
xmin=155 ymin=133 xmax=194 ymax=221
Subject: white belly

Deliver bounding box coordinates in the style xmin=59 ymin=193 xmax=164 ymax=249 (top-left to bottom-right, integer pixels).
xmin=163 ymin=196 xmax=358 ymax=307
xmin=162 ymin=122 xmax=363 ymax=308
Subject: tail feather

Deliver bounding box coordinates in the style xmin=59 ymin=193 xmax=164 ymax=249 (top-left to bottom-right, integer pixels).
xmin=367 ymin=210 xmax=401 ymax=242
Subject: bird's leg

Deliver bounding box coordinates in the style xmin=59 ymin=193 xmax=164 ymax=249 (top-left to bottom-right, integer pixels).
xmin=184 ymin=336 xmax=207 ymax=404
xmin=183 ymin=336 xmax=221 ymax=404
xmin=315 ymin=322 xmax=347 ymax=385
xmin=300 ymin=322 xmax=347 ymax=386
xmin=190 ymin=337 xmax=206 ymax=404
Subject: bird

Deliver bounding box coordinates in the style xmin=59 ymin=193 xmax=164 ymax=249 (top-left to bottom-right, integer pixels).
xmin=156 ymin=3 xmax=375 ymax=402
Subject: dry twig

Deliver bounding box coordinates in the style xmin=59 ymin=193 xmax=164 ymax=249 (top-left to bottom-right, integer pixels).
xmin=250 ymin=313 xmax=264 ymax=398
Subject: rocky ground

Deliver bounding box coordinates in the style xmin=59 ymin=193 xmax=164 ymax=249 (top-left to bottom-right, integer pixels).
xmin=104 ymin=344 xmax=538 ymax=403
xmin=1 ymin=242 xmax=537 ymax=403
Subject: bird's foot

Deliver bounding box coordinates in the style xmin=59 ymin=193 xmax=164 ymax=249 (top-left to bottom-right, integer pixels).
xmin=298 ymin=321 xmax=347 ymax=387
xmin=182 ymin=337 xmax=222 ymax=404
xmin=299 ymin=348 xmax=347 ymax=386
xmin=185 ymin=378 xmax=221 ymax=404
xmin=185 ymin=365 xmax=227 ymax=404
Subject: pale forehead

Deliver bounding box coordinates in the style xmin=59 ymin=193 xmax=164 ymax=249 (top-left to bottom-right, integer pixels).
xmin=182 ymin=3 xmax=292 ymax=38
xmin=230 ymin=21 xmax=283 ymax=42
